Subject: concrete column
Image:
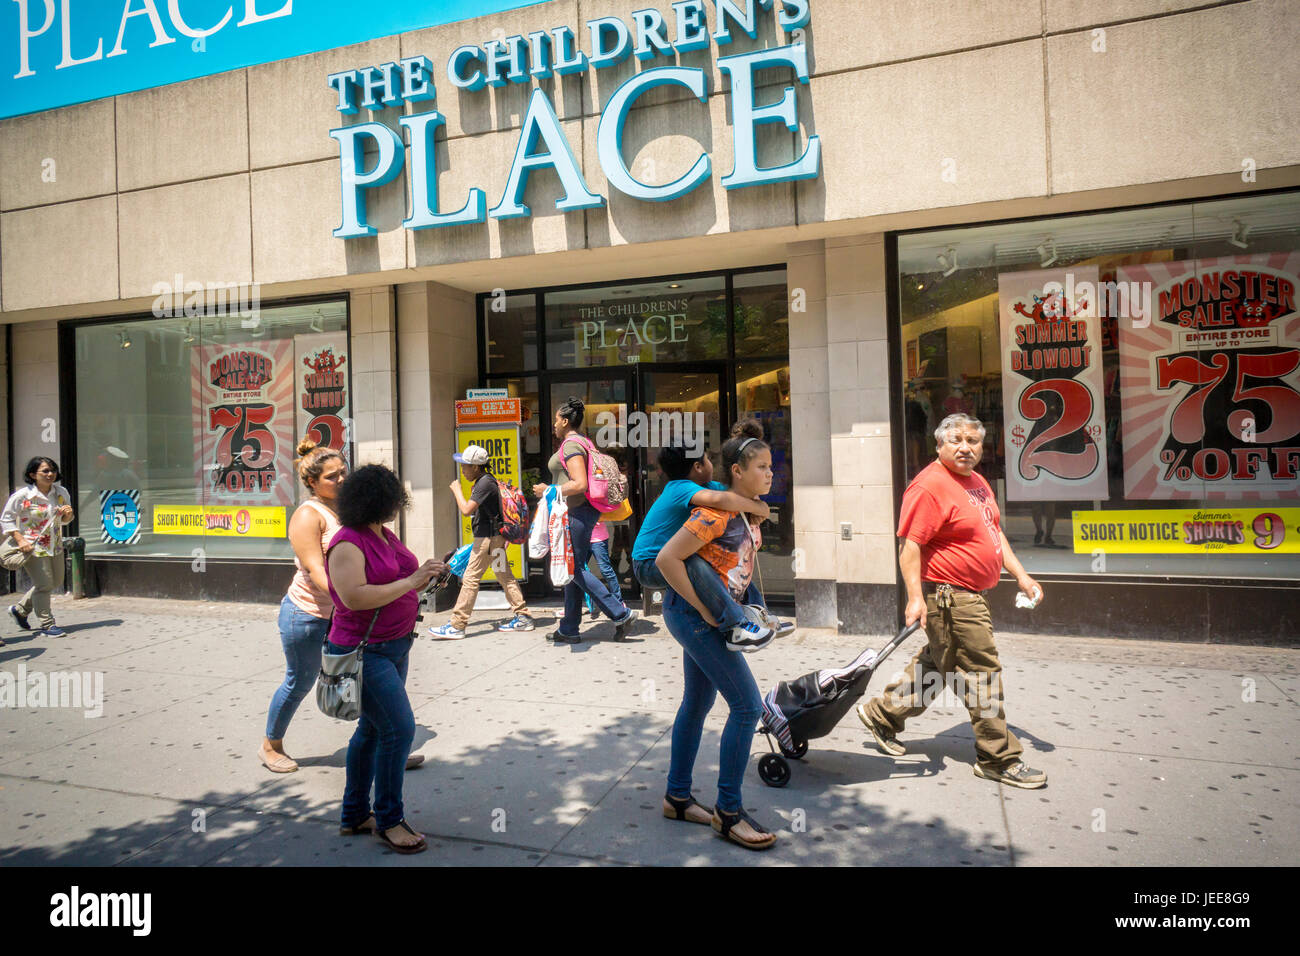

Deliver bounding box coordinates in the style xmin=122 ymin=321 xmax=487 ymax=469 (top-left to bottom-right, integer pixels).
xmin=392 ymin=281 xmax=477 ymax=559
xmin=787 ymin=239 xmax=838 ymax=628
xmin=10 ymin=321 xmax=59 ymax=488
xmin=825 ymin=234 xmax=897 ymax=635
xmin=350 ymin=287 xmax=398 ymax=471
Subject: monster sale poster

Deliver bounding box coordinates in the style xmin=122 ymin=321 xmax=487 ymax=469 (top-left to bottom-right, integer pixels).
xmin=191 ymin=338 xmax=297 ymax=507
xmin=1117 ymin=253 xmax=1300 ymax=500
xmin=294 ymin=333 xmax=351 ymax=470
xmin=998 ymin=267 xmax=1110 ymax=501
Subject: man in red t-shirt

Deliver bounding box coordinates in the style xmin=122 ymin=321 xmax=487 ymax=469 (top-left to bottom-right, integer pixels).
xmin=858 ymin=414 xmax=1047 ymax=789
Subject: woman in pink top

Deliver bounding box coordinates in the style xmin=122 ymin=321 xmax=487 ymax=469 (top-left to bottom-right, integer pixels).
xmin=327 ymin=464 xmax=442 ymax=854
xmin=259 ymin=439 xmax=346 ymax=774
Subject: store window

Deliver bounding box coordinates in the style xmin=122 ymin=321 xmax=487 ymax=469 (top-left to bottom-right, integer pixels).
xmin=733 ymin=270 xmax=790 ymax=357
xmin=737 ymin=360 xmax=794 ymax=594
xmin=71 ymin=299 xmax=350 ymax=561
xmin=482 ymin=294 xmax=537 ymax=374
xmin=543 ymin=275 xmax=727 ymax=368
xmin=896 ymin=191 xmax=1300 ymax=579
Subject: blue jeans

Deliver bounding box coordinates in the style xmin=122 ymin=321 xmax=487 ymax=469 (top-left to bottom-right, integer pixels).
xmin=662 ymin=588 xmax=764 ymax=813
xmin=265 ymin=596 xmax=330 ymax=740
xmin=329 ymin=636 xmax=415 ymax=831
xmin=589 ymin=539 xmax=622 ymax=610
xmin=560 ymin=501 xmax=629 ymax=634
xmin=634 ymin=556 xmax=747 ymax=631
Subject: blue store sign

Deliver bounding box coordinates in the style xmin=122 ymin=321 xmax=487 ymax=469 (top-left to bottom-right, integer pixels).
xmin=329 ymin=0 xmax=820 ymax=237
xmin=2 ymin=0 xmax=553 ymax=120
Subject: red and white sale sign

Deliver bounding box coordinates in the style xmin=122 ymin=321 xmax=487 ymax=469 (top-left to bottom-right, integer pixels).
xmin=998 ymin=267 xmax=1110 ymax=501
xmin=294 ymin=332 xmax=351 ymax=467
xmin=191 ymin=339 xmax=296 ymax=506
xmin=1117 ymin=254 xmax=1300 ymax=500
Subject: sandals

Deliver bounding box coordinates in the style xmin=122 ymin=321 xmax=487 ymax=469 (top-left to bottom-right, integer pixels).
xmin=711 ymin=807 xmax=777 ymax=850
xmin=377 ymin=819 xmax=427 ymax=855
xmin=662 ymin=793 xmax=713 ymax=825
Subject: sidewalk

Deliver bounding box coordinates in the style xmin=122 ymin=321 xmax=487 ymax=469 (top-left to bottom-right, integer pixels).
xmin=1 ymin=594 xmax=1296 ymax=866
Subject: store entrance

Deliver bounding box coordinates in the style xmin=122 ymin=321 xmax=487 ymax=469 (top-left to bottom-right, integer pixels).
xmin=545 ymin=363 xmax=730 ymax=601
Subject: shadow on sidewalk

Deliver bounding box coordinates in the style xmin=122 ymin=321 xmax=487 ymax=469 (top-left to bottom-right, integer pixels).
xmin=2 ymin=713 xmax=1003 ymax=866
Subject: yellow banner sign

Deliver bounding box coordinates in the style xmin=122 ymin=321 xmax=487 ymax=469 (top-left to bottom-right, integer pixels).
xmin=456 ymin=426 xmax=524 ymax=580
xmin=1072 ymin=508 xmax=1300 ymax=554
xmin=154 ymin=505 xmax=287 ymax=538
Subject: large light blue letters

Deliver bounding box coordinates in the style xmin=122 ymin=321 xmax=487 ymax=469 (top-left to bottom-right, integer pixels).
xmin=330 ymin=122 xmax=405 ymax=238
xmin=597 ymin=67 xmax=710 ymax=202
xmin=717 ymin=43 xmax=820 ymax=189
xmin=401 ymin=111 xmax=487 ymax=229
xmin=489 ymin=89 xmax=605 ymax=219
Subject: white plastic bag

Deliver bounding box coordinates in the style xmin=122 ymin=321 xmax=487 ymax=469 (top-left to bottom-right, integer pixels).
xmin=528 ymin=486 xmax=554 ymax=560
xmin=548 ymin=493 xmax=573 ymax=586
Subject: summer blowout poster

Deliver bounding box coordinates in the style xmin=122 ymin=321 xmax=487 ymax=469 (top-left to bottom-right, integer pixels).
xmin=191 ymin=338 xmax=297 ymax=507
xmin=997 ymin=266 xmax=1110 ymax=501
xmin=1118 ymin=253 xmax=1300 ymax=500
xmin=294 ymin=332 xmax=351 ymax=470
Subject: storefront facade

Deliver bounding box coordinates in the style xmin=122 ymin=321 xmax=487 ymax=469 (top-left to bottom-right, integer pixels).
xmin=0 ymin=0 xmax=1296 ymax=638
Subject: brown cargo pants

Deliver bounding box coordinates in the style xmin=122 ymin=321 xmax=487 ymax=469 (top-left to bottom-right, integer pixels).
xmin=863 ymin=587 xmax=1023 ymax=769
xmin=450 ymin=536 xmax=529 ymax=630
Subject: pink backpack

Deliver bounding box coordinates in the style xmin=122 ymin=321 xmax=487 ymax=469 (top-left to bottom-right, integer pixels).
xmin=569 ymin=435 xmax=628 ymax=513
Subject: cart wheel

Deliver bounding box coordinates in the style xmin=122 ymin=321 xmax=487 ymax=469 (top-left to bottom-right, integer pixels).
xmin=758 ymin=753 xmax=790 ymax=788
xmin=783 ymin=739 xmax=809 ymax=760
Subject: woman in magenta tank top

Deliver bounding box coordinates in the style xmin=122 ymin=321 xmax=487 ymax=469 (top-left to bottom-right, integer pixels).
xmin=326 ymin=464 xmax=443 ymax=854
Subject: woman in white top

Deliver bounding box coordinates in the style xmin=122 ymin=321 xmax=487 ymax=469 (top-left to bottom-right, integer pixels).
xmin=259 ymin=439 xmax=346 ymax=773
xmin=3 ymin=457 xmax=75 ymax=637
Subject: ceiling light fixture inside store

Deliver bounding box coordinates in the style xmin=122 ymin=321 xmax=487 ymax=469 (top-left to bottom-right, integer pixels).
xmin=1228 ymin=218 xmax=1252 ymax=250
xmin=183 ymin=323 xmax=195 ymax=343
xmin=936 ymin=248 xmax=958 ymax=277
xmin=1037 ymin=239 xmax=1058 ymax=268
xmin=309 ymin=310 xmax=324 ymax=333
xmin=119 ymin=331 xmax=131 ymax=350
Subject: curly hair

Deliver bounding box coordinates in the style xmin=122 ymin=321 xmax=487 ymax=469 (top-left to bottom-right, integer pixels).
xmin=336 ymin=464 xmax=410 ymax=529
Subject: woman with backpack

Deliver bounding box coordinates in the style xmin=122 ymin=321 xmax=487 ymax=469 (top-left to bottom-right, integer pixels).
xmin=429 ymin=444 xmax=534 ymax=639
xmin=530 ymin=397 xmax=635 ymax=644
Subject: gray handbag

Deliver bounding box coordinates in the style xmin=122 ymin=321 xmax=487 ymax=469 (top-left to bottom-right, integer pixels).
xmin=315 ymin=610 xmax=380 ymax=721
xmin=0 ymin=538 xmax=31 ymax=572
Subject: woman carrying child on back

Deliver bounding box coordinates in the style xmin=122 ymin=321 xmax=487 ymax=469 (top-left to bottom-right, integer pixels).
xmin=653 ymin=420 xmax=778 ymax=851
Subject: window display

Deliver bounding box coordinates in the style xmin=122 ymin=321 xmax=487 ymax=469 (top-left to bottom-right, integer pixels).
xmin=72 ymin=299 xmax=350 ymax=561
xmin=897 ymin=191 xmax=1300 ymax=579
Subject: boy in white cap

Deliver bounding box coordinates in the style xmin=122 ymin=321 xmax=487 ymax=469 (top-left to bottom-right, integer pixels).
xmin=430 ymin=445 xmax=534 ymax=638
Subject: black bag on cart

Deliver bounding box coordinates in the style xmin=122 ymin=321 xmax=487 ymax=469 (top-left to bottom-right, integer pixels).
xmin=756 ymin=621 xmax=921 ymax=786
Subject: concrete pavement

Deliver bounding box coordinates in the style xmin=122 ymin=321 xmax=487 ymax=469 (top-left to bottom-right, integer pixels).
xmin=1 ymin=594 xmax=1296 ymax=866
